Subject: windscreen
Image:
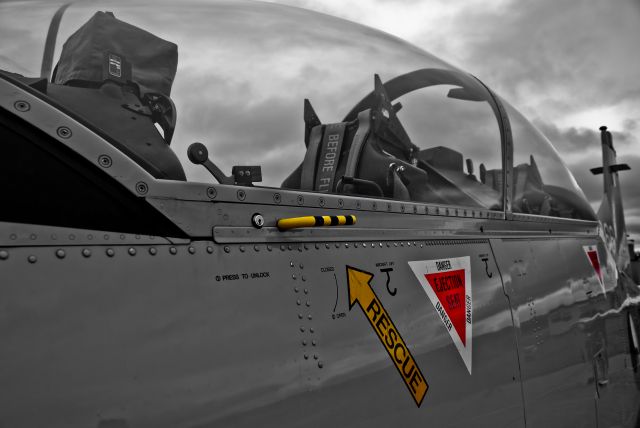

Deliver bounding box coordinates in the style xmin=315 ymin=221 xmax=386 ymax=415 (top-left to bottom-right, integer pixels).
xmin=0 ymin=0 xmax=590 ymax=217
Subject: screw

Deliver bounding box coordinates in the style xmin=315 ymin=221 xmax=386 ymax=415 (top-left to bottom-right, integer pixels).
xmin=135 ymin=182 xmax=148 ymax=195
xmin=273 ymin=193 xmax=282 ymax=204
xmin=237 ymin=189 xmax=246 ymax=201
xmin=206 ymin=187 xmax=217 ymax=199
xmin=206 ymin=246 xmax=214 ymax=254
xmin=128 ymin=248 xmax=136 ymax=256
xmin=14 ymin=100 xmax=30 ymax=112
xmin=98 ymin=155 xmax=112 ymax=168
xmin=149 ymin=247 xmax=157 ymax=255
xmin=106 ymin=248 xmax=115 ymax=257
xmin=82 ymin=248 xmax=91 ymax=257
xmin=188 ymin=246 xmax=196 ymax=254
xmin=56 ymin=126 xmax=72 ymax=139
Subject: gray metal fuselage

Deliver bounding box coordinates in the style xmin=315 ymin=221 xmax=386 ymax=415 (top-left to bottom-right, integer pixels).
xmin=1 ymin=66 xmax=640 ymax=428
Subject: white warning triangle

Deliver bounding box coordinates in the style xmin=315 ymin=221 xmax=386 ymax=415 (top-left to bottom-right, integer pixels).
xmin=408 ymin=257 xmax=472 ymax=374
xmin=582 ymin=245 xmax=605 ymax=294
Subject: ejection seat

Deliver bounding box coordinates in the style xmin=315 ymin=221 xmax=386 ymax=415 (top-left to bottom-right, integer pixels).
xmin=46 ymin=11 xmax=185 ymax=181
xmin=282 ymin=74 xmax=428 ymax=201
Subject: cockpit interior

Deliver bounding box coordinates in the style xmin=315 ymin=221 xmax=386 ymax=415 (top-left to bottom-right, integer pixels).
xmin=0 ymin=2 xmax=596 ymax=222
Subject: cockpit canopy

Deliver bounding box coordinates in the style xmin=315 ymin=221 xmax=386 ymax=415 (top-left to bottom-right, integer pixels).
xmin=0 ymin=0 xmax=595 ymax=220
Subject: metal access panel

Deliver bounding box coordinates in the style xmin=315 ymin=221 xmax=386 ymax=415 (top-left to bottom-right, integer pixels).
xmin=0 ymin=234 xmax=524 ymax=427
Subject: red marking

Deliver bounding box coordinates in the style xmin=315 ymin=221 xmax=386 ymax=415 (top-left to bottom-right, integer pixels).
xmin=587 ymin=250 xmax=603 ymax=284
xmin=425 ymin=269 xmax=466 ymax=346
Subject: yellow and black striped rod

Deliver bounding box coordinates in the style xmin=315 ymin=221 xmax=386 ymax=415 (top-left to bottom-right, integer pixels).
xmin=277 ymin=215 xmax=356 ymax=231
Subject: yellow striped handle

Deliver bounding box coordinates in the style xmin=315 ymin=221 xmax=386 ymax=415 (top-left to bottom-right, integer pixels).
xmin=277 ymin=215 xmax=356 ymax=231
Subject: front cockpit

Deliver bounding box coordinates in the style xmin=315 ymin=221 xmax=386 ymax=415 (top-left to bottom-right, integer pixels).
xmin=0 ymin=0 xmax=596 ymax=223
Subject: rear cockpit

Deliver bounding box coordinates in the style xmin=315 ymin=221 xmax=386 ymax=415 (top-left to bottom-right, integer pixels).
xmin=0 ymin=0 xmax=596 ymax=223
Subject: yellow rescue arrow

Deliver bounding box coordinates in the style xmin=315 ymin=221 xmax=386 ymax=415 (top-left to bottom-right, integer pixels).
xmin=346 ymin=266 xmax=428 ymax=407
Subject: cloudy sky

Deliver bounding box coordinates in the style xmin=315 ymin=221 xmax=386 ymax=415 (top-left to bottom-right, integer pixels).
xmin=265 ymin=0 xmax=640 ymax=240
xmin=1 ymin=0 xmax=638 ymax=240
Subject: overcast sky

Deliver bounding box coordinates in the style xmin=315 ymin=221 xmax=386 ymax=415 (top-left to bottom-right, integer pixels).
xmin=266 ymin=0 xmax=640 ymax=241
xmin=1 ymin=0 xmax=638 ymax=240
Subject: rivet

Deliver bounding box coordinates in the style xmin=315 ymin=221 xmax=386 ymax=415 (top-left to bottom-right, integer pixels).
xmin=267 ymin=245 xmax=272 ymax=252
xmin=28 ymin=255 xmax=37 ymax=263
xmin=299 ymin=263 xmax=304 ymax=269
xmin=338 ymin=199 xmax=344 ymax=208
xmin=312 ymin=340 xmax=317 ymax=346
xmin=298 ymin=313 xmax=303 ymax=319
xmin=300 ymin=327 xmax=305 ymax=332
xmin=128 ymin=247 xmax=136 ymax=256
xmin=254 ymin=245 xmax=260 ymax=252
xmin=0 ymin=250 xmax=9 ymax=260
xmin=273 ymin=193 xmax=282 ymax=204
xmin=290 ymin=261 xmax=294 ymax=267
xmin=106 ymin=248 xmax=115 ymax=257
xmin=294 ymin=287 xmax=299 ymax=293
xmin=207 ymin=246 xmax=214 ymax=254
xmin=297 ymin=195 xmax=304 ymax=205
xmin=302 ymin=275 xmax=306 ymax=281
xmin=319 ymin=197 xmax=325 ymax=207
xmin=69 ymin=234 xmax=76 ymax=240
xmin=51 ymin=234 xmax=57 ymax=240
xmin=237 ymin=189 xmax=246 ymax=201
xmin=135 ymin=181 xmax=148 ymax=195
xmin=310 ymin=328 xmax=315 ymax=333
xmin=305 ymin=301 xmax=310 ymax=307
xmin=170 ymin=246 xmax=178 ymax=255
xmin=308 ymin=315 xmax=313 ymax=320
xmin=288 ymin=244 xmax=293 ymax=250
xmin=296 ymin=299 xmax=301 ymax=306
xmin=318 ymin=361 xmax=323 ymax=368
xmin=280 ymin=245 xmax=286 ymax=251
xmin=188 ymin=246 xmax=196 ymax=254
xmin=149 ymin=247 xmax=157 ymax=255
xmin=104 ymin=234 xmax=110 ymax=240
xmin=119 ymin=234 xmax=125 ymax=240
xmin=304 ymin=354 xmax=309 ymax=360
xmin=56 ymin=126 xmax=72 ymax=139
xmin=304 ymin=289 xmax=308 ymax=294
xmin=13 ymin=100 xmax=30 ymax=112
xmin=29 ymin=234 xmax=37 ymax=240
xmin=98 ymin=155 xmax=112 ymax=168
xmin=313 ymin=354 xmax=318 ymax=360
xmin=345 ymin=243 xmax=349 ymax=248
xmin=82 ymin=248 xmax=91 ymax=257
xmin=10 ymin=234 xmax=17 ymax=240
xmin=302 ymin=340 xmax=307 ymax=346
xmin=292 ymin=274 xmax=297 ymax=280
xmin=354 ymin=242 xmax=359 ymax=248
xmin=87 ymin=234 xmax=93 ymax=240
xmin=224 ymin=246 xmax=230 ymax=253
xmin=326 ymin=244 xmax=330 ymax=249
xmin=315 ymin=243 xmax=320 ymax=249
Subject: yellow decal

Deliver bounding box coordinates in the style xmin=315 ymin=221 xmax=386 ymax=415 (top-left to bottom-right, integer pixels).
xmin=346 ymin=266 xmax=428 ymax=407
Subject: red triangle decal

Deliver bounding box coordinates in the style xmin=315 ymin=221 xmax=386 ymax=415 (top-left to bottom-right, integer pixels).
xmin=425 ymin=269 xmax=466 ymax=346
xmin=587 ymin=250 xmax=603 ymax=284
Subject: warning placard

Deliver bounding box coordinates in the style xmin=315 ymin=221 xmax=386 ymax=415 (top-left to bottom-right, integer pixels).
xmin=347 ymin=266 xmax=428 ymax=407
xmin=583 ymin=245 xmax=604 ymax=294
xmin=408 ymin=257 xmax=472 ymax=374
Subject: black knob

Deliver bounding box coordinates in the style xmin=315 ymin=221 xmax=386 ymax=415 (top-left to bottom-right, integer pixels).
xmin=187 ymin=142 xmax=209 ymax=165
